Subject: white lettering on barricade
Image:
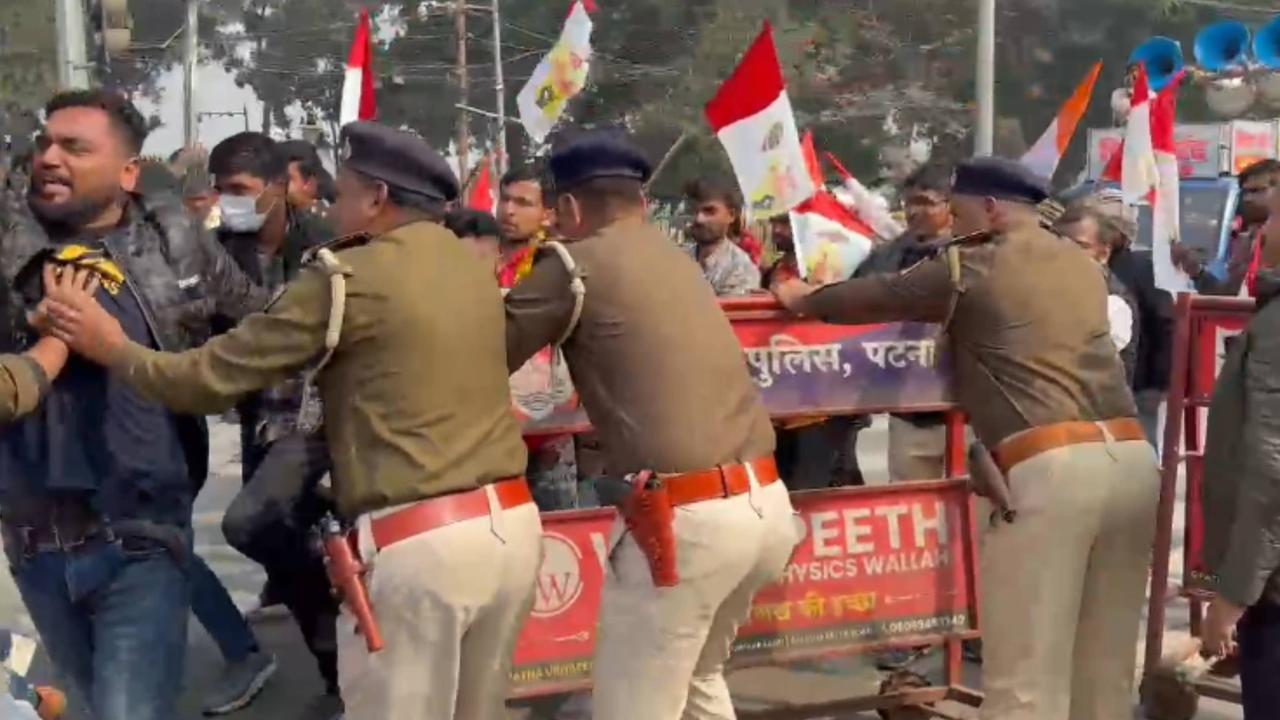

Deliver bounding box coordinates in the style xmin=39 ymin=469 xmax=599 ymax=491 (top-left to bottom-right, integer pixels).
xmin=862 ymin=339 xmax=937 ymax=370
xmin=782 ymin=501 xmax=953 ymax=585
xmin=744 ymin=334 xmax=853 ymax=388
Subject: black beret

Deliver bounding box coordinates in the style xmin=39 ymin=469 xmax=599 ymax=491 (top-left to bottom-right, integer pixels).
xmin=548 ymin=128 xmax=652 ymax=192
xmin=339 ymin=121 xmax=459 ymax=202
xmin=952 ymin=156 xmax=1050 ymax=205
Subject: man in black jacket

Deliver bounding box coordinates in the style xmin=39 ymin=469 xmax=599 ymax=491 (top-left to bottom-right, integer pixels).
xmin=0 ymin=90 xmax=266 ymax=720
xmin=1201 ymin=224 xmax=1280 ymax=717
xmin=207 ymin=132 xmax=342 ymax=715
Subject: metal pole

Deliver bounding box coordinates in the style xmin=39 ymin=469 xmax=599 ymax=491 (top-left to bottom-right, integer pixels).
xmin=183 ymin=0 xmax=199 ymax=146
xmin=492 ymin=0 xmax=508 ymax=174
xmin=455 ymin=0 xmax=471 ymax=177
xmin=975 ymin=0 xmax=995 ymax=156
xmin=55 ymin=0 xmax=91 ymax=89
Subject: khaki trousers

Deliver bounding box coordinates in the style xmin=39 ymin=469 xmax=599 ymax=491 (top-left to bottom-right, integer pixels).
xmin=980 ymin=435 xmax=1159 ymax=720
xmin=887 ymin=416 xmax=947 ymax=482
xmin=336 ymin=492 xmax=543 ymax=720
xmin=592 ymin=476 xmax=801 ymax=720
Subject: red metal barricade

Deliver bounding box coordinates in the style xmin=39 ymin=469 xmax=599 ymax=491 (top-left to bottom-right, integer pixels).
xmin=511 ymin=297 xmax=983 ymax=717
xmin=1145 ymin=293 xmax=1251 ymax=707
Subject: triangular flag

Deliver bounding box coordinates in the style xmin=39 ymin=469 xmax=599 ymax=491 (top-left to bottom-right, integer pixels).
xmin=467 ymin=157 xmax=496 ymax=214
xmin=516 ymin=1 xmax=593 ymax=143
xmin=1150 ymin=71 xmax=1192 ymax=293
xmin=1022 ymin=62 xmax=1102 ymax=179
xmin=790 ymin=192 xmax=876 ymax=283
xmin=339 ymin=8 xmax=376 ymax=127
xmin=705 ymin=23 xmax=816 ymax=219
xmin=823 ymin=151 xmax=904 ymax=241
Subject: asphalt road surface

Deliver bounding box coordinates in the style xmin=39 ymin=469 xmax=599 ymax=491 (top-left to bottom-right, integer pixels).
xmin=0 ymin=417 xmax=1245 ymax=719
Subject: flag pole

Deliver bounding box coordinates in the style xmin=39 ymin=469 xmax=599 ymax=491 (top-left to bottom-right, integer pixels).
xmin=492 ymin=0 xmax=508 ymax=174
xmin=975 ymin=0 xmax=996 ymax=156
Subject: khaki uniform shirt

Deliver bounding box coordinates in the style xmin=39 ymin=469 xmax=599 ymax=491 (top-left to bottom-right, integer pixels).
xmin=505 ymin=216 xmax=774 ymax=475
xmin=0 ymin=354 xmax=45 ymax=424
xmin=108 ymin=220 xmax=528 ymax=518
xmin=800 ymin=223 xmax=1136 ymax=449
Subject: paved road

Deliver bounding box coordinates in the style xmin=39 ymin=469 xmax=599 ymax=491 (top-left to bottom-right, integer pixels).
xmin=1 ymin=417 xmax=1243 ymax=719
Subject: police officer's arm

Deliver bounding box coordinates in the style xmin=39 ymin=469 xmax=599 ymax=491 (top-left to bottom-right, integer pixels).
xmin=107 ymin=269 xmax=330 ymax=415
xmin=0 ymin=339 xmax=67 ymax=423
xmin=504 ymin=253 xmax=576 ymax=372
xmin=794 ymin=253 xmax=954 ymax=325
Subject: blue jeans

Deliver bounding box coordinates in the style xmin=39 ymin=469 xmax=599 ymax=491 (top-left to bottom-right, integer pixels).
xmin=9 ymin=538 xmax=188 ymax=720
xmin=189 ymin=553 xmax=258 ymax=663
xmin=1239 ymin=601 xmax=1280 ymax=719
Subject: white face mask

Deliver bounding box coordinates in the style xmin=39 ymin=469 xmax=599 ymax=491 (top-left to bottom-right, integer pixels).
xmin=218 ymin=193 xmax=269 ymax=233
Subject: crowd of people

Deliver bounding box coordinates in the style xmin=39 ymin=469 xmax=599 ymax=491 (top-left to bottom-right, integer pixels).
xmin=0 ymin=83 xmax=1278 ymax=720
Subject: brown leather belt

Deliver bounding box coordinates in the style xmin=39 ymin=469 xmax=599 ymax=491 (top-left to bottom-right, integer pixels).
xmin=660 ymin=456 xmax=779 ymax=507
xmin=992 ymin=418 xmax=1146 ymax=474
xmin=362 ymin=477 xmax=532 ymax=551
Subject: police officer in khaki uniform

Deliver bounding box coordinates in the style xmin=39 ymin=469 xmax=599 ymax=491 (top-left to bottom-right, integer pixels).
xmin=42 ymin=122 xmax=543 ymax=720
xmin=774 ymin=157 xmax=1157 ymax=720
xmin=504 ymin=129 xmax=800 ymax=720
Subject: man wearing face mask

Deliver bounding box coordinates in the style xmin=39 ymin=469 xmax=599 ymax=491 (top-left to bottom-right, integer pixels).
xmin=0 ymin=89 xmax=266 ymax=720
xmin=43 ymin=121 xmax=542 ymax=720
xmin=206 ymin=131 xmax=343 ymax=715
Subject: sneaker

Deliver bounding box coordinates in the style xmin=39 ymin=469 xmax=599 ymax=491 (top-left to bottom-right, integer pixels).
xmin=202 ymin=652 xmax=277 ymax=716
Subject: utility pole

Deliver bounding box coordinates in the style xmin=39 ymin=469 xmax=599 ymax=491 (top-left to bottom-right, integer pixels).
xmin=975 ymin=0 xmax=995 ymax=156
xmin=183 ymin=0 xmax=199 ymax=147
xmin=492 ymin=0 xmax=508 ymax=174
xmin=55 ymin=0 xmax=91 ymax=89
xmin=455 ymin=0 xmax=471 ymax=177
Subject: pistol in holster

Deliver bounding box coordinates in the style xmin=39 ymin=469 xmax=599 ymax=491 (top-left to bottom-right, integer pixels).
xmin=967 ymin=442 xmax=1017 ymax=524
xmin=319 ymin=514 xmax=384 ymax=652
xmin=616 ymin=471 xmax=680 ymax=588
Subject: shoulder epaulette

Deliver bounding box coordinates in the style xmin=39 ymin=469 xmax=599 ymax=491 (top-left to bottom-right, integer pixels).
xmin=302 ymin=231 xmax=371 ymax=264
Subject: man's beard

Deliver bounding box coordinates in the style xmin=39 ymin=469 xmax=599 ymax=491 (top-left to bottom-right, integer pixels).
xmin=27 ymin=189 xmax=121 ymax=234
xmin=688 ymin=224 xmax=722 ymax=245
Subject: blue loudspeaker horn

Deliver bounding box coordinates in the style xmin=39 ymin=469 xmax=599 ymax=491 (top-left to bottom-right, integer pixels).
xmin=1255 ymin=16 xmax=1280 ymax=69
xmin=1130 ymin=37 xmax=1185 ymax=92
xmin=1195 ymin=21 xmax=1252 ymax=72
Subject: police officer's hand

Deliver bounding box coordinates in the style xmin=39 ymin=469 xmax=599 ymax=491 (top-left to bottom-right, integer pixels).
xmin=41 ymin=263 xmax=125 ymax=366
xmin=1201 ymin=596 xmax=1244 ymax=659
xmin=771 ymin=277 xmax=817 ymax=314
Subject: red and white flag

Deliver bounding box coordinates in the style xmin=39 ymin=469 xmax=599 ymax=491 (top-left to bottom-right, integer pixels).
xmin=1022 ymin=62 xmax=1102 ymax=180
xmin=467 ymin=157 xmax=496 ymax=214
xmin=339 ymin=8 xmax=376 ymax=127
xmin=787 ymin=132 xmax=875 ymax=283
xmin=1103 ymin=64 xmax=1192 ymax=292
xmin=705 ymin=23 xmax=815 ymax=219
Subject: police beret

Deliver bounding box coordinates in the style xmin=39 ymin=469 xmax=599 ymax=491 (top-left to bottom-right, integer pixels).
xmin=548 ymin=128 xmax=652 ymax=192
xmin=952 ymin=156 xmax=1050 ymax=205
xmin=339 ymin=121 xmax=459 ymax=202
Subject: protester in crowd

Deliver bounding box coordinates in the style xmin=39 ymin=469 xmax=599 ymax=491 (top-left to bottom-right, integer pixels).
xmin=1175 ymin=158 xmax=1280 ymax=298
xmin=1200 ymin=205 xmax=1280 ymax=717
xmin=1097 ymin=187 xmax=1174 ymax=447
xmin=278 ymin=139 xmax=335 ymax=216
xmin=1055 ymin=200 xmax=1139 ymax=383
xmin=497 ymin=167 xmax=579 ymax=511
xmin=763 ymin=213 xmax=868 ymax=490
xmin=444 ymin=207 xmax=502 ymax=273
xmin=854 ymin=163 xmax=953 ymax=485
xmin=168 ymin=145 xmax=219 ymax=228
xmin=684 ymin=178 xmax=761 ymax=295
xmin=0 ymin=88 xmax=266 ymax=720
xmin=207 ymin=131 xmax=341 ymax=716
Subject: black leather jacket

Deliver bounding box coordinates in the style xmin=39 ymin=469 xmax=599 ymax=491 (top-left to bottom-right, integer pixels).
xmin=0 ymin=192 xmax=268 ymax=482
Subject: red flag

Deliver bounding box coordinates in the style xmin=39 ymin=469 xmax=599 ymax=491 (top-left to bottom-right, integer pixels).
xmin=339 ymin=8 xmax=376 ymax=126
xmin=799 ymin=131 xmax=823 ymax=189
xmin=467 ymin=157 xmax=496 ymax=214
